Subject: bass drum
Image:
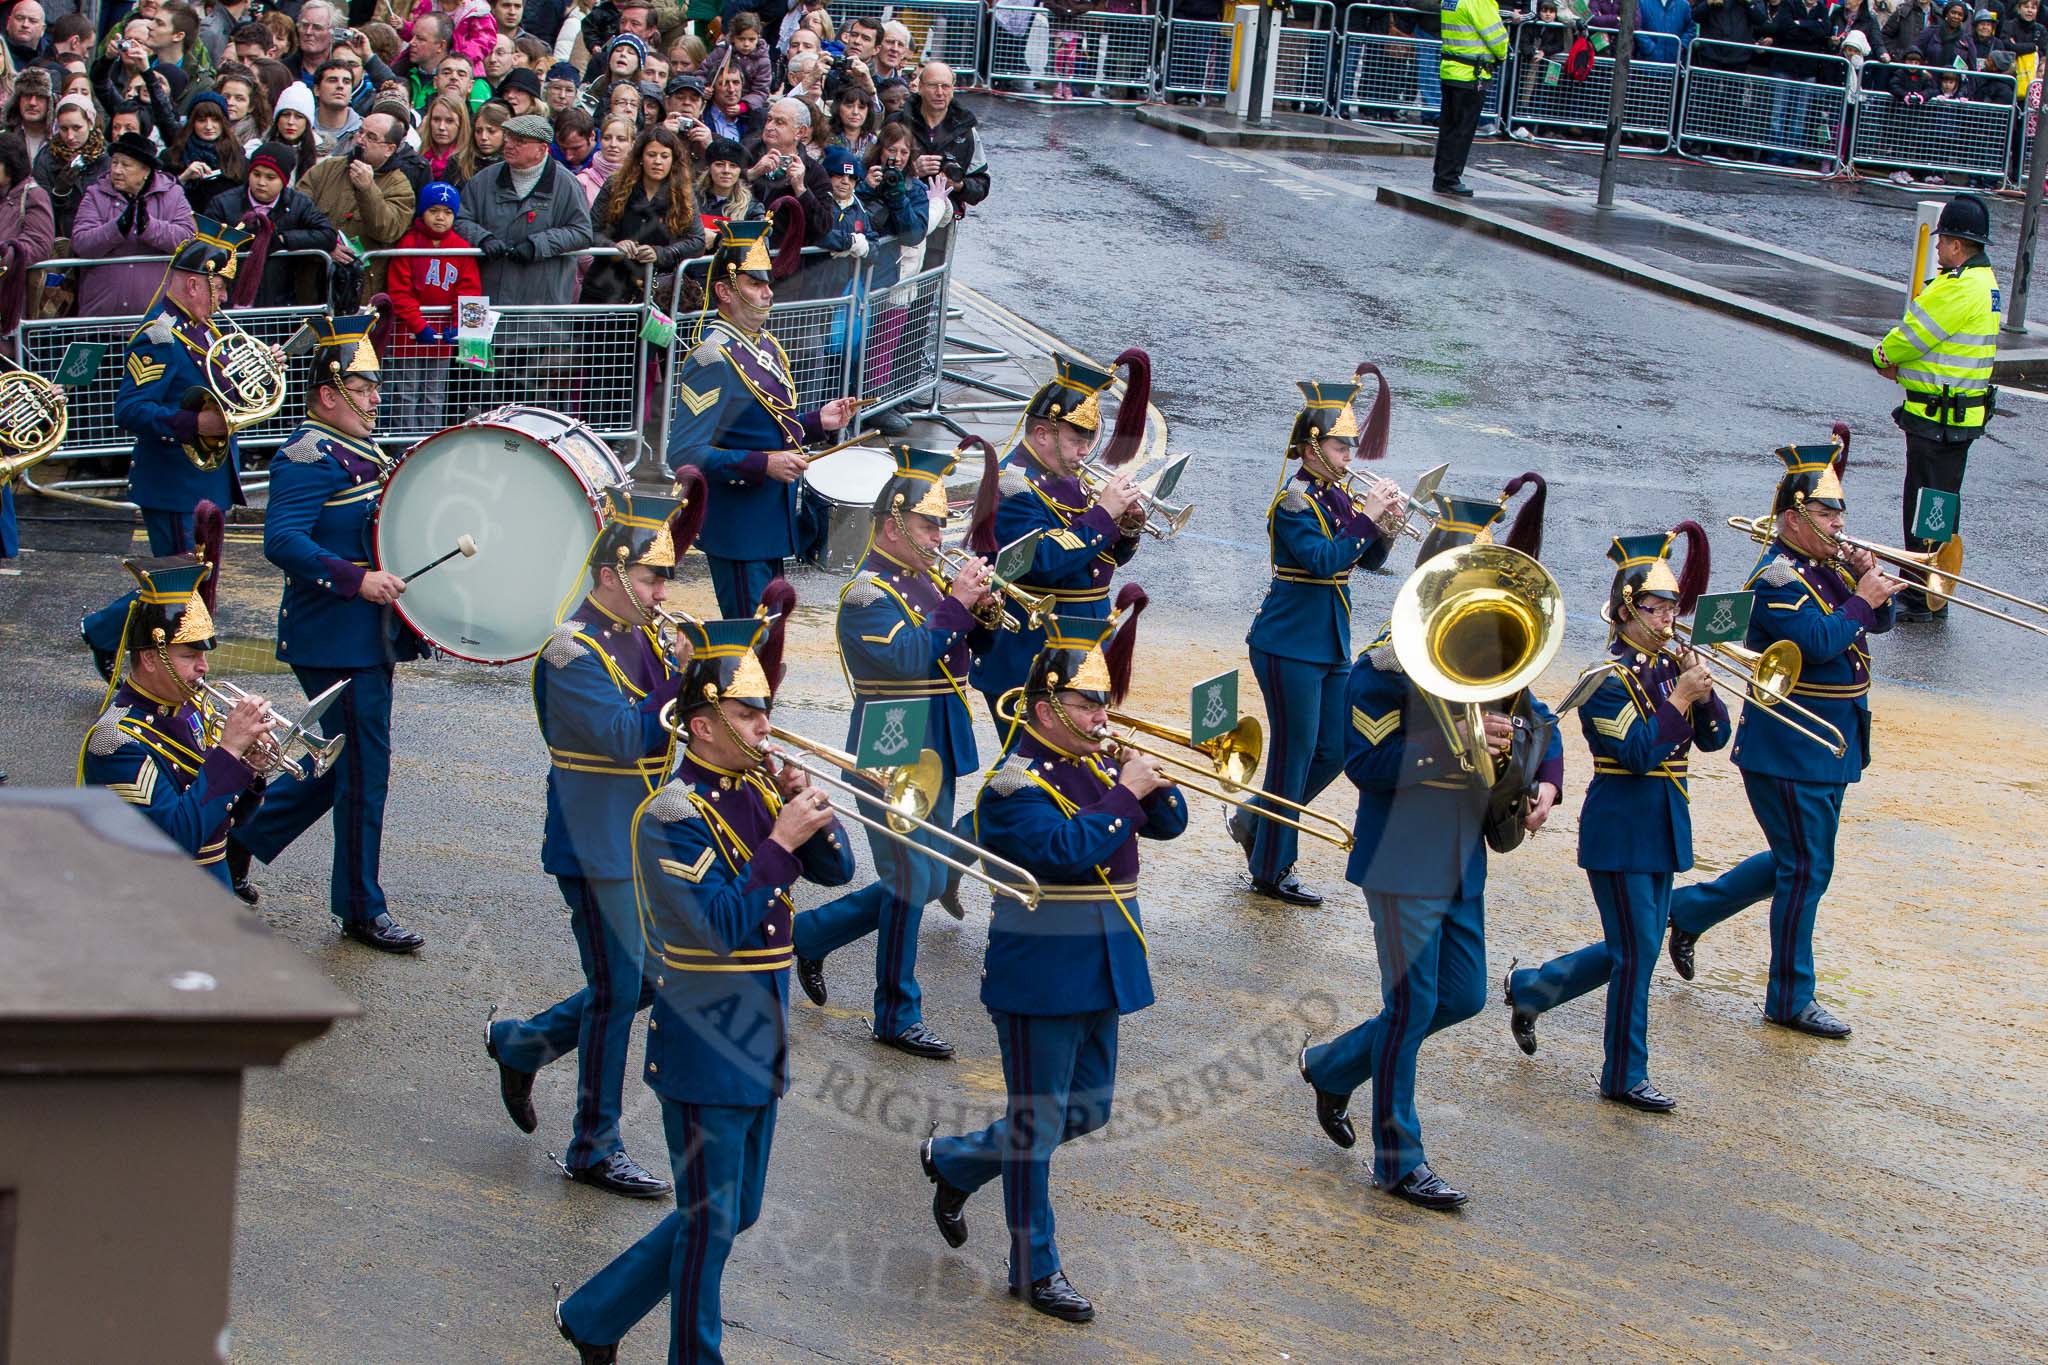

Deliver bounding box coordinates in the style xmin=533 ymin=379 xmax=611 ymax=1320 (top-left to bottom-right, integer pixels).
xmin=799 ymin=446 xmax=896 ymax=574
xmin=373 ymin=405 xmax=630 ymax=664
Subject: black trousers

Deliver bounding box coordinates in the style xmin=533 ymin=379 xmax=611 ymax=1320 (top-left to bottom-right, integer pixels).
xmin=1899 ymin=431 xmax=1973 ymax=609
xmin=1434 ymin=80 xmax=1487 ymax=188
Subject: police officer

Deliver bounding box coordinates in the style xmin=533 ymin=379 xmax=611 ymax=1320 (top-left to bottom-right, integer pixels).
xmin=1872 ymin=192 xmax=1999 ymax=623
xmin=229 ymin=314 xmax=430 ymax=954
xmin=553 ymin=591 xmax=856 ymax=1365
xmin=666 ymin=218 xmax=860 ymax=618
xmin=80 ymin=218 xmax=260 ymax=678
xmin=486 ymin=478 xmax=707 ymax=1200
xmin=919 ymin=603 xmax=1189 ymax=1325
xmin=1433 ymin=0 xmax=1508 ymax=196
xmin=1504 ymin=525 xmax=1727 ymax=1113
xmin=1666 ymin=444 xmax=1903 ymax=1039
xmin=964 ymin=350 xmax=1147 ymax=725
xmin=1297 ymin=484 xmax=1560 ymax=1210
xmin=1231 ymin=374 xmax=1402 ymax=906
xmin=792 ymin=447 xmax=995 ymax=1059
xmin=78 ymin=534 xmax=274 ymax=889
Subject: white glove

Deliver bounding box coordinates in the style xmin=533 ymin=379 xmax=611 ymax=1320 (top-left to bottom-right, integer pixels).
xmin=848 ymin=232 xmax=869 ymax=259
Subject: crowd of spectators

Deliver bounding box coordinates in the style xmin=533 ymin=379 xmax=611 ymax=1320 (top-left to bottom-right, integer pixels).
xmin=0 ymin=0 xmax=992 ymax=341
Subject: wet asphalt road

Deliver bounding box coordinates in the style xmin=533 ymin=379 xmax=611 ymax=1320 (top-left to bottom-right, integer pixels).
xmin=4 ymin=102 xmax=2046 ymax=1364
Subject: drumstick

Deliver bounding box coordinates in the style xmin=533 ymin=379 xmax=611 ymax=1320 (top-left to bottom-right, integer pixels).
xmin=400 ymin=534 xmax=478 ymax=582
xmin=804 ymin=431 xmax=888 ymax=463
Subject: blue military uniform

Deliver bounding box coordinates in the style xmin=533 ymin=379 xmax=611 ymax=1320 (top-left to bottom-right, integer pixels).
xmin=1669 ymin=444 xmax=1892 ymax=1032
xmin=488 ymin=484 xmax=703 ymax=1186
xmin=667 ymin=219 xmax=836 ymax=618
xmin=1507 ymin=529 xmax=1729 ymax=1102
xmin=1240 ymin=379 xmax=1394 ymax=894
xmin=557 ymin=611 xmax=856 ymax=1365
xmin=233 ymin=316 xmax=427 ymax=947
xmin=795 ymin=448 xmax=990 ymax=1046
xmin=77 ymin=554 xmax=264 ymax=888
xmin=926 ymin=613 xmax=1188 ymax=1308
xmin=81 ymin=219 xmax=253 ymax=658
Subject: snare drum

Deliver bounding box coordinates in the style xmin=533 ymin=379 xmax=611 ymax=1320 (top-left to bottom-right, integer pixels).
xmin=373 ymin=405 xmax=630 ymax=664
xmin=799 ymin=446 xmax=896 ymax=573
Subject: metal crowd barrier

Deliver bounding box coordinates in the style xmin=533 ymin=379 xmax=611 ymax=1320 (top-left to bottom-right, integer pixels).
xmin=1848 ymin=65 xmax=2017 ymax=185
xmin=828 ymin=0 xmax=988 ymax=83
xmin=1277 ymin=1 xmax=1339 ymax=112
xmin=987 ymin=5 xmax=1163 ymax=100
xmin=1337 ymin=3 xmax=1505 ymax=126
xmin=1160 ymin=16 xmax=1234 ymax=100
xmin=1676 ymin=40 xmax=1851 ymax=176
xmin=1506 ymin=24 xmax=1678 ymax=151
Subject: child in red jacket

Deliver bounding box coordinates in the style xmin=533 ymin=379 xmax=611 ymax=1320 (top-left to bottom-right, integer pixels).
xmin=384 ymin=182 xmax=482 ymax=433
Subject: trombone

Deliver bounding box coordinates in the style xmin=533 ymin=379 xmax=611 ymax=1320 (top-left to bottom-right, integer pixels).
xmin=764 ymin=725 xmax=1042 ymax=908
xmin=192 ymin=315 xmax=288 ymax=471
xmin=1077 ymin=456 xmax=1194 ymax=540
xmin=199 ymin=677 xmax=349 ymax=781
xmin=991 ymin=689 xmax=1356 ymax=850
xmin=0 ymin=353 xmax=69 ymax=485
xmin=1729 ymin=514 xmax=2048 ymax=638
xmin=1563 ymin=624 xmax=1847 ymax=757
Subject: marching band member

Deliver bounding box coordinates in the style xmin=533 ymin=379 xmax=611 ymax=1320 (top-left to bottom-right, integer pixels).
xmin=666 ymin=218 xmax=859 ymax=618
xmin=486 ymin=478 xmax=707 ymax=1200
xmin=792 ymin=446 xmax=994 ymax=1060
xmin=1504 ymin=525 xmax=1727 ymax=1113
xmin=80 ymin=217 xmax=257 ymax=679
xmin=919 ymin=597 xmax=1188 ymax=1325
xmin=1298 ymin=482 xmax=1560 ymax=1210
xmin=1231 ymin=373 xmax=1402 ymax=906
xmin=78 ymin=525 xmax=273 ymax=888
xmin=965 ymin=351 xmax=1148 ymax=725
xmin=229 ymin=313 xmax=430 ymax=953
xmin=553 ymin=587 xmax=855 ymax=1365
xmin=1666 ymin=444 xmax=1901 ymax=1039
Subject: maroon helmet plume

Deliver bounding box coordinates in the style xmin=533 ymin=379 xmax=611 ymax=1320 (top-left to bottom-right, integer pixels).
xmin=1501 ymin=472 xmax=1547 ymax=559
xmin=1099 ymin=347 xmax=1151 ymax=468
xmin=671 ymin=465 xmax=709 ymax=558
xmin=755 ymin=577 xmax=797 ymax=691
xmin=768 ymin=197 xmax=807 ymax=279
xmin=1830 ymin=420 xmax=1851 ymax=476
xmin=231 ymin=216 xmax=276 ymax=308
xmin=1353 ymin=361 xmax=1392 ymax=463
xmin=367 ymin=293 xmax=395 ymax=357
xmin=959 ymin=434 xmax=1003 ymax=556
xmin=193 ymin=500 xmax=225 ymax=610
xmin=1668 ymin=520 xmax=1711 ymax=616
xmin=1104 ymin=582 xmax=1148 ymax=707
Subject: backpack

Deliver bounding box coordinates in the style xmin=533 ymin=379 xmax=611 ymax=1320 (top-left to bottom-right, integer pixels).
xmin=1564 ymin=34 xmax=1596 ymax=80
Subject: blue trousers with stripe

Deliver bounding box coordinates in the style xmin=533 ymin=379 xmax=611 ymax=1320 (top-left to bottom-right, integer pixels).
xmin=1508 ymin=872 xmax=1672 ymax=1096
xmin=1246 ymin=647 xmax=1349 ymax=884
xmin=234 ymin=663 xmax=396 ymax=928
xmin=793 ymin=782 xmax=954 ymax=1038
xmin=1669 ymin=771 xmax=1842 ymax=1022
xmin=704 ymin=555 xmax=782 ymax=621
xmin=927 ymin=1007 xmax=1118 ymax=1289
xmin=487 ymin=876 xmax=654 ymax=1169
xmin=1303 ymin=893 xmax=1486 ymax=1188
xmin=1 ymin=482 xmax=17 ymax=558
xmin=81 ymin=507 xmax=196 ymax=653
xmin=559 ymin=1096 xmax=776 ymax=1364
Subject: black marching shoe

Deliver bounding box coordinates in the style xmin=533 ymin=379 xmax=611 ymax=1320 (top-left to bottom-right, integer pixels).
xmin=1772 ymin=1002 xmax=1851 ymax=1039
xmin=880 ymin=1020 xmax=955 ymax=1059
xmin=920 ymin=1128 xmax=969 ymax=1248
xmin=1433 ymin=179 xmax=1476 ymax=197
xmin=339 ymin=913 xmax=426 ymax=954
xmin=225 ymin=836 xmax=260 ymax=906
xmin=1386 ymin=1163 xmax=1469 ymax=1211
xmin=1667 ymin=926 xmax=1698 ymax=981
xmin=1250 ymin=870 xmax=1324 ymax=907
xmin=1017 ymin=1271 xmax=1095 ymax=1324
xmin=567 ymin=1151 xmax=673 ymax=1199
xmin=938 ymin=878 xmax=968 ymax=920
xmin=485 ymin=1013 xmax=537 ymax=1134
xmin=1299 ymin=1040 xmax=1355 ymax=1149
xmin=1607 ymin=1079 xmax=1677 ymax=1113
xmin=1505 ymin=963 xmax=1538 ymax=1056
xmin=555 ymin=1286 xmax=618 ymax=1364
xmin=795 ymin=955 xmax=827 ymax=1006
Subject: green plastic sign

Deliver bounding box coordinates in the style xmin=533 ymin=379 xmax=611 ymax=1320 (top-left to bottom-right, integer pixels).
xmin=1189 ymin=670 xmax=1239 ymax=747
xmin=853 ymin=697 xmax=929 ymax=770
xmin=1689 ymin=590 xmax=1754 ymax=649
xmin=1911 ymin=488 xmax=1960 ymax=544
xmin=56 ymin=342 xmax=105 ymax=387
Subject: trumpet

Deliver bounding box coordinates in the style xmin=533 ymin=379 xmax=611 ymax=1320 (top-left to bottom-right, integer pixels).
xmin=1329 ymin=462 xmax=1448 ymax=542
xmin=199 ymin=677 xmax=349 ymax=781
xmin=992 ymin=689 xmax=1354 ymax=850
xmin=764 ymin=725 xmax=1042 ymax=907
xmin=1729 ymin=514 xmax=2048 ymax=638
xmin=191 ymin=315 xmax=288 ymax=470
xmin=1077 ymin=457 xmax=1194 ymax=540
xmin=0 ymin=353 xmax=69 ymax=485
xmin=929 ymin=543 xmax=1055 ymax=633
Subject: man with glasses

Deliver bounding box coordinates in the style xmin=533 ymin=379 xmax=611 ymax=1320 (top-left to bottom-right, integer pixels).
xmin=301 ymin=110 xmax=416 ymax=299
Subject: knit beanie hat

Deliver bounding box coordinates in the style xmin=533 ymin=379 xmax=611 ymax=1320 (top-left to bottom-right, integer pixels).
xmin=418 ymin=181 xmax=461 ymax=216
xmin=273 ymin=81 xmax=316 ymax=124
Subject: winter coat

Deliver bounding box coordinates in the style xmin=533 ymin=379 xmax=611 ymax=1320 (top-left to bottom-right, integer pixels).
xmin=584 ymin=181 xmax=706 ymax=304
xmin=1884 ymin=0 xmax=1936 ymax=56
xmin=0 ymin=178 xmax=56 ymax=337
xmin=1633 ymin=0 xmax=1696 ymax=62
xmin=888 ymin=95 xmax=990 ymax=213
xmin=1693 ymin=0 xmax=1764 ymax=64
xmin=169 ymin=135 xmax=243 ymax=216
xmin=385 ymin=220 xmax=484 ymax=342
xmin=301 ymin=153 xmax=416 ymax=293
xmin=856 ymin=170 xmax=927 ymax=289
xmin=203 ymin=183 xmax=338 ymax=307
xmin=1919 ymin=19 xmax=1979 ymax=69
xmin=701 ymin=39 xmax=775 ymax=104
xmin=1773 ymin=0 xmax=1839 ymax=78
xmin=454 ymin=157 xmax=595 ymax=307
xmin=1831 ymin=3 xmax=1889 ymax=62
xmin=2001 ymin=14 xmax=2045 ymax=56
xmin=32 ymin=140 xmax=109 ymax=237
xmin=73 ymin=171 xmax=197 ymax=316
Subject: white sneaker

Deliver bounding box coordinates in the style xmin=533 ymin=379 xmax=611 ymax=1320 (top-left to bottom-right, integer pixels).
xmin=1508 ymin=126 xmax=1533 ymax=141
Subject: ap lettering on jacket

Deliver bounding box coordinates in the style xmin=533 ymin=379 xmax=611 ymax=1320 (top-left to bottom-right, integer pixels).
xmin=423 ymin=258 xmax=459 ymax=290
